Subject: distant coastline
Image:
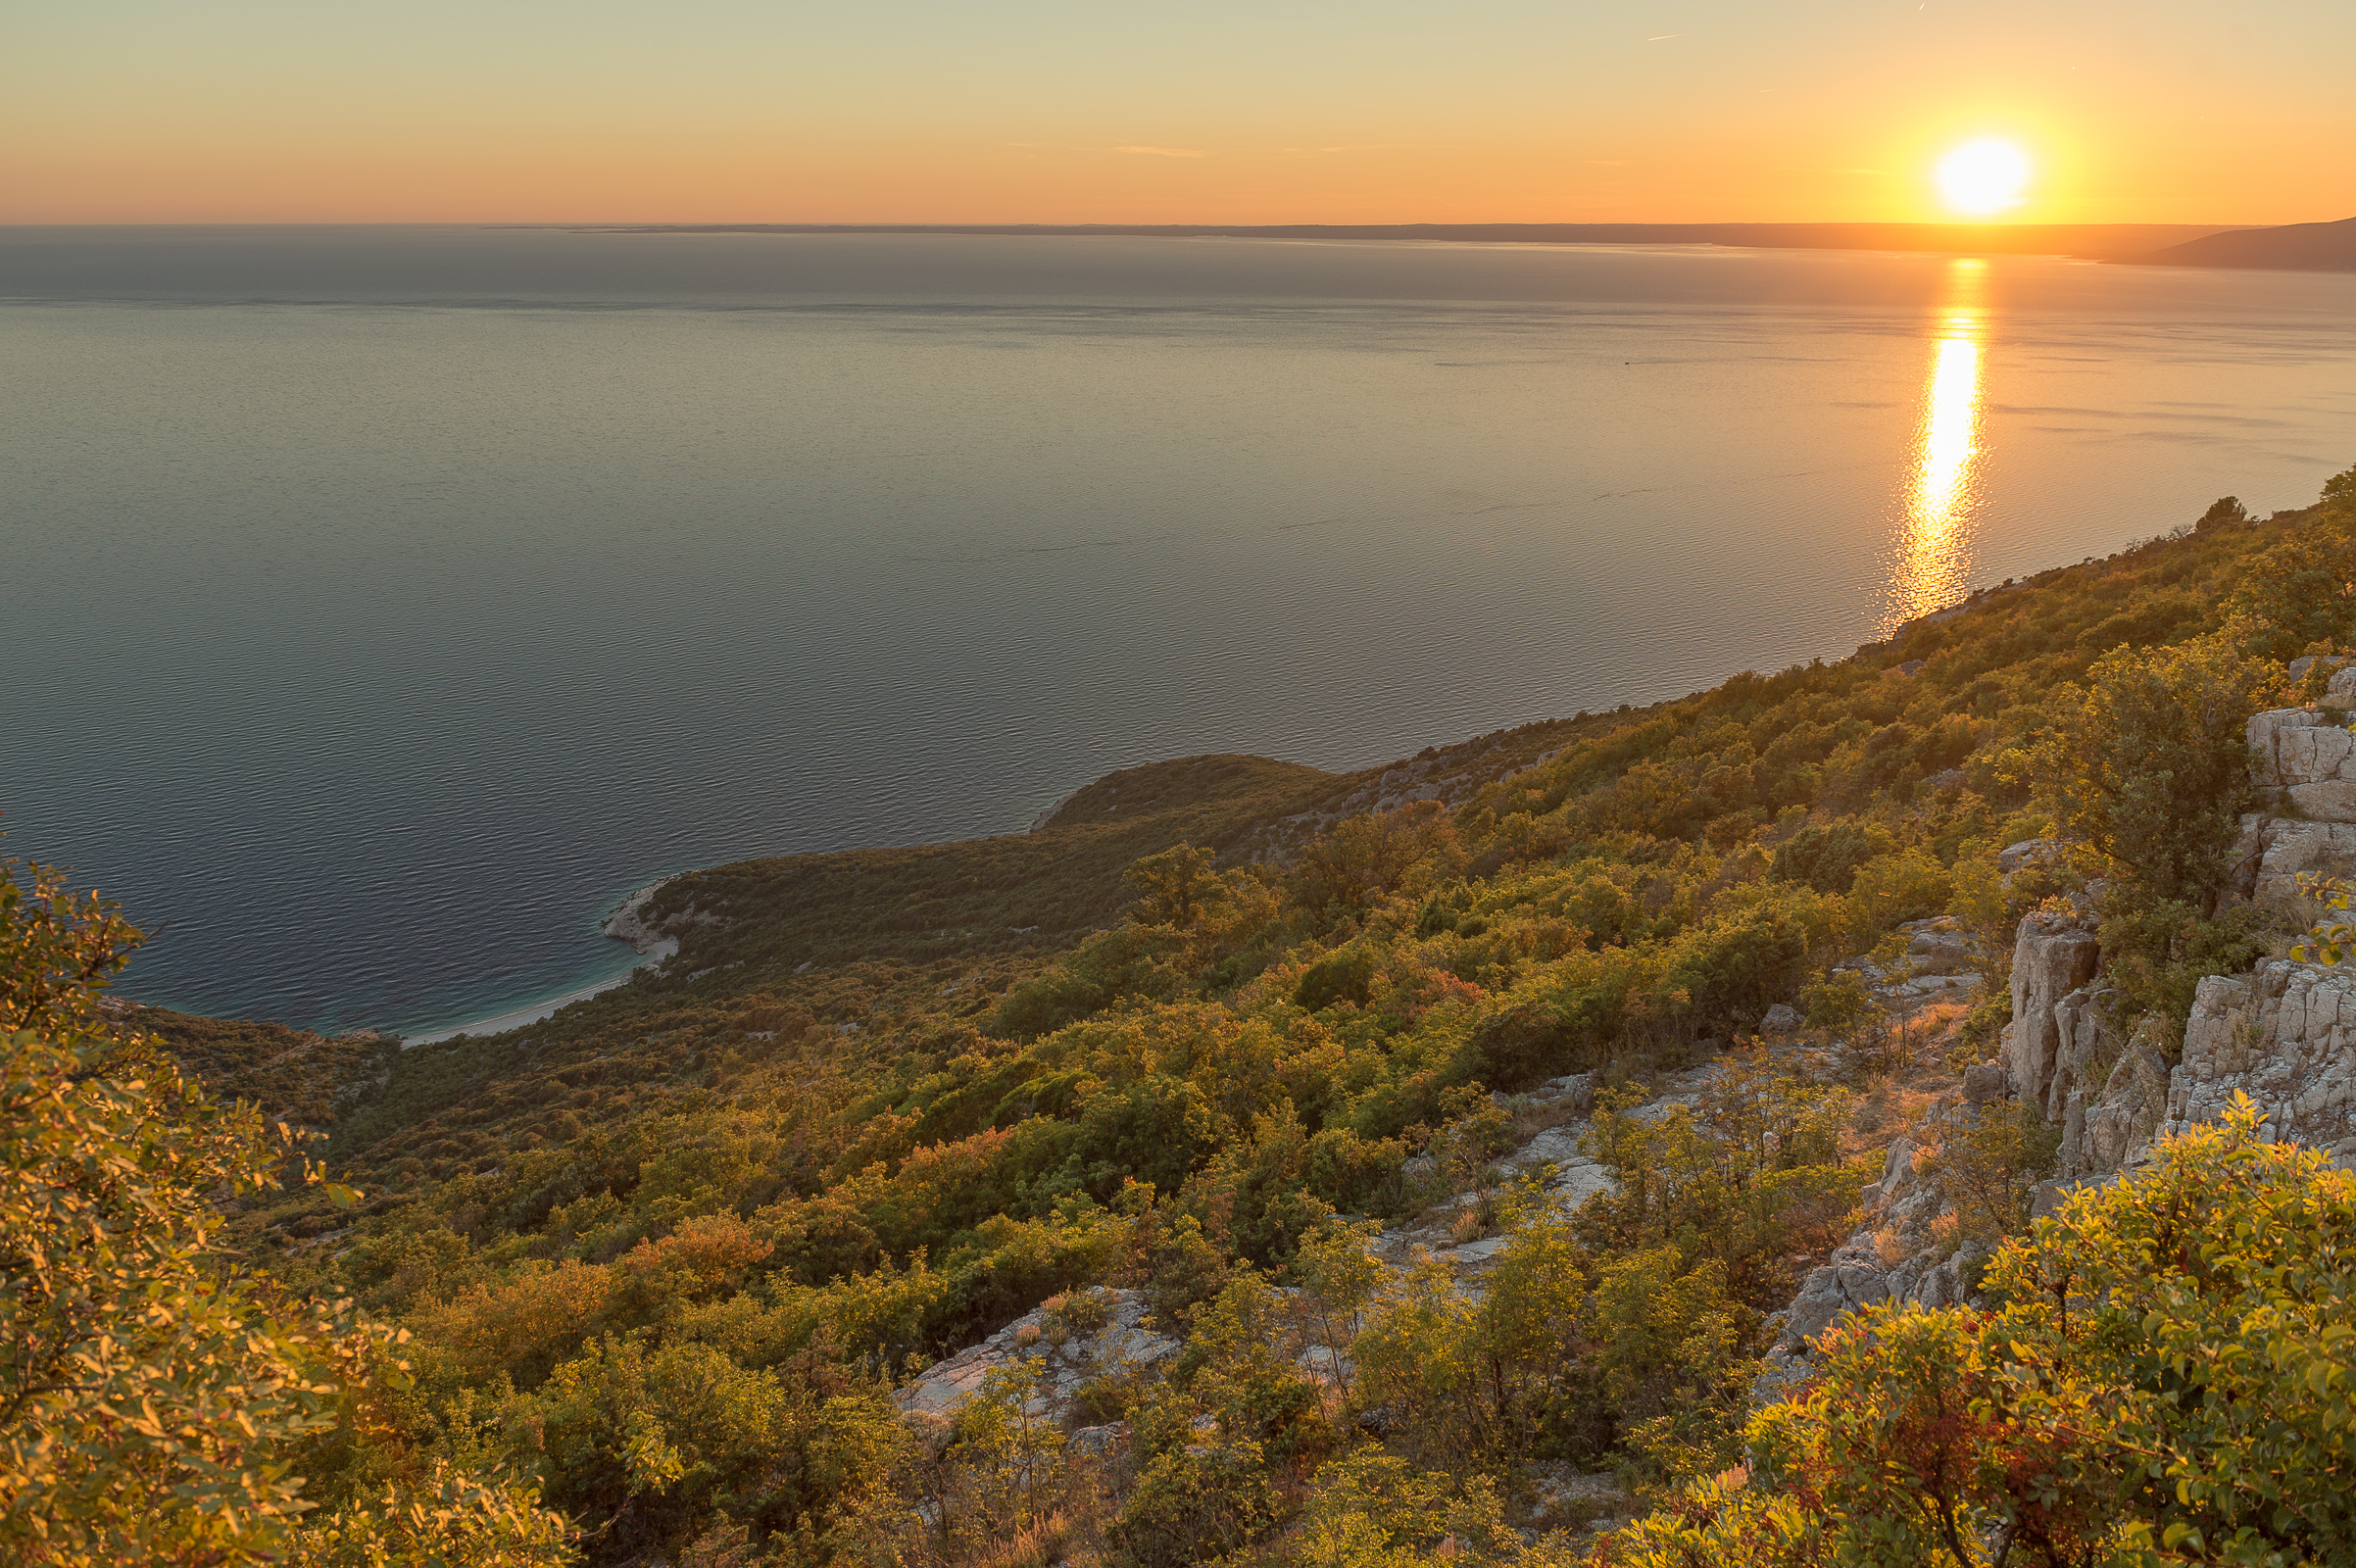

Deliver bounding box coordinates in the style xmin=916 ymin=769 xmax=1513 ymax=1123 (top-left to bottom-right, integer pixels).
xmin=2130 ymin=215 xmax=2356 ymax=272
xmin=569 ymin=219 xmax=2233 ymax=263
xmin=401 ymin=877 xmax=679 ymax=1045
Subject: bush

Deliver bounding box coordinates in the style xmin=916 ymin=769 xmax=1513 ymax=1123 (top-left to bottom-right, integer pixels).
xmin=1769 ymin=822 xmax=1890 ymax=895
xmin=1297 ymin=947 xmax=1378 ymax=1012
xmin=1602 ymin=1098 xmax=2356 ymax=1566
xmin=2043 ymin=631 xmax=2271 ymax=909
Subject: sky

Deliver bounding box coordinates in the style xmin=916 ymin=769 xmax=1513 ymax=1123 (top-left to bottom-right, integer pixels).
xmin=6 ymin=0 xmax=2351 ymax=225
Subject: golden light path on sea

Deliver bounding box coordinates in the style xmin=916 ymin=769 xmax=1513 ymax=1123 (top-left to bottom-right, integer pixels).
xmin=1883 ymin=258 xmax=1987 ymax=629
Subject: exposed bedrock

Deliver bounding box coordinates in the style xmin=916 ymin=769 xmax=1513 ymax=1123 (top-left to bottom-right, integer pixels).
xmin=2169 ymin=961 xmax=2356 ymax=1160
xmin=2001 ymin=911 xmax=2100 ymax=1115
xmin=1768 ymin=684 xmax=2356 ymax=1388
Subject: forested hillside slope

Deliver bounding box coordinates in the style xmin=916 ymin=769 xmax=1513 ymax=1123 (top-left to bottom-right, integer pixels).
xmin=9 ymin=466 xmax=2355 ymax=1567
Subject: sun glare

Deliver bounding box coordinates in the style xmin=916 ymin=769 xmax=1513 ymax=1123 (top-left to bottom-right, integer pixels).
xmin=1934 ymin=137 xmax=2032 ymax=218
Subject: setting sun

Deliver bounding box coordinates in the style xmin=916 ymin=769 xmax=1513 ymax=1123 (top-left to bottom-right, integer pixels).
xmin=1935 ymin=137 xmax=2033 ymax=218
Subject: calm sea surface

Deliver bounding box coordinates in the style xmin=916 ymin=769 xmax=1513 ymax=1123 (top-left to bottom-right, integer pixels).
xmin=4 ymin=227 xmax=2351 ymax=1036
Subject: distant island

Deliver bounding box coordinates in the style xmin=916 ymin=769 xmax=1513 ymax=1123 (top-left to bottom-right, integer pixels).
xmin=2132 ymin=213 xmax=2356 ymax=271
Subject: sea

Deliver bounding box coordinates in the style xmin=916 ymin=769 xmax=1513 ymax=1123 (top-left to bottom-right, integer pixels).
xmin=4 ymin=226 xmax=2351 ymax=1038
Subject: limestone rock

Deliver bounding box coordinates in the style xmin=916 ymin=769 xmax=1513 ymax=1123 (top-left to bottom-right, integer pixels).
xmin=1780 ymin=1235 xmax=1889 ymax=1348
xmin=1998 ymin=837 xmax=2057 ymax=874
xmin=894 ymin=1288 xmax=1177 ymax=1422
xmin=2168 ymin=959 xmax=2356 ymax=1152
xmin=2003 ymin=912 xmax=2102 ymax=1113
xmin=1068 ymin=1422 xmax=1129 ymax=1457
xmin=2085 ymin=1038 xmax=2171 ymax=1170
xmin=2045 ymin=984 xmax=2121 ymax=1125
xmin=2248 ymin=818 xmax=2356 ymax=907
xmin=2248 ymin=707 xmax=2329 ymax=788
xmin=1760 ymin=1003 xmax=1804 ymax=1036
xmin=2058 ymin=1089 xmax=2089 ymax=1178
xmin=602 ymin=876 xmax=683 ymax=955
xmin=2247 ymin=707 xmax=2356 ymax=821
xmin=1962 ymin=1061 xmax=2009 ymax=1105
xmin=1876 ymin=1136 xmax=1917 ymax=1209
xmin=1905 ymin=923 xmax=1978 ymax=975
xmin=1536 ymin=1071 xmax=1596 ymax=1114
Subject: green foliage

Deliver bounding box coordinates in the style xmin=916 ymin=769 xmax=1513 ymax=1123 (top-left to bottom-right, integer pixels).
xmin=2097 ymin=888 xmax=2271 ymax=1040
xmin=1297 ymin=946 xmax=1379 ymax=1012
xmin=2291 ymin=872 xmax=2356 ymax=964
xmin=1295 ymin=801 xmax=1466 ymax=915
xmin=2229 ymin=470 xmax=2356 ymax=660
xmin=1770 ymin=822 xmax=1890 ymax=895
xmin=2196 ymin=495 xmax=2249 ymax=532
xmin=0 ymin=858 xmax=140 ymax=1033
xmin=2041 ymin=631 xmax=2272 ymax=909
xmin=1293 ymin=1449 xmax=1522 ymax=1566
xmin=1602 ymin=1099 xmax=2356 ymax=1567
xmin=0 ymin=868 xmax=572 ymax=1568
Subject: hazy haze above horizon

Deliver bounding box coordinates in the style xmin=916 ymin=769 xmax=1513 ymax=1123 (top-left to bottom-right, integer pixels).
xmin=8 ymin=0 xmax=2350 ymax=226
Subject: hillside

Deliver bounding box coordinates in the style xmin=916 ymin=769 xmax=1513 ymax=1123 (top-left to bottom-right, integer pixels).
xmin=11 ymin=465 xmax=2356 ymax=1567
xmin=2131 ymin=214 xmax=2356 ymax=271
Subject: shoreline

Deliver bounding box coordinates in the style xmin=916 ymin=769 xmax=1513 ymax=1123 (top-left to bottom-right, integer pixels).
xmin=402 ymin=876 xmax=680 ymax=1045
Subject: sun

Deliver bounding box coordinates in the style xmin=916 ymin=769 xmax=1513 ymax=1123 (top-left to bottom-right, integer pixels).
xmin=1934 ymin=137 xmax=2032 ymax=218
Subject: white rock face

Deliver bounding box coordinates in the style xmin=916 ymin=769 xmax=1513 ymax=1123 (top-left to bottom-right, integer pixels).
xmin=2083 ymin=1039 xmax=2171 ymax=1172
xmin=2168 ymin=961 xmax=2356 ymax=1161
xmin=1906 ymin=927 xmax=1979 ymax=975
xmin=2002 ymin=912 xmax=2102 ymax=1112
xmin=603 ymin=877 xmax=681 ymax=955
xmin=894 ymin=1288 xmax=1178 ymax=1422
xmin=1997 ymin=837 xmax=2057 ymax=873
xmin=1499 ymin=1122 xmax=1614 ymax=1208
xmin=2248 ymin=706 xmax=2356 ymax=822
xmin=2237 ymin=817 xmax=2356 ymax=907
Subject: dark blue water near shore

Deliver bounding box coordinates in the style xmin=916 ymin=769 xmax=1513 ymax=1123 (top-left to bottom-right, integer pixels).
xmin=4 ymin=227 xmax=2350 ymax=1036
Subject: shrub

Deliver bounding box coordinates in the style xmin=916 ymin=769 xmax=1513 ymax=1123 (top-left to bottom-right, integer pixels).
xmin=1602 ymin=1098 xmax=2356 ymax=1567
xmin=1297 ymin=947 xmax=1379 ymax=1012
xmin=1769 ymin=823 xmax=1890 ymax=895
xmin=2042 ymin=631 xmax=2271 ymax=909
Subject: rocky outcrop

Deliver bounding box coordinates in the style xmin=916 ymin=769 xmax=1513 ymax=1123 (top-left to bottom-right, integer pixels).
xmin=1997 ymin=837 xmax=2059 ymax=874
xmin=2232 ymin=675 xmax=2356 ymax=908
xmin=1772 ymin=1122 xmax=1992 ymax=1361
xmin=603 ymin=870 xmax=687 ymax=960
xmin=2249 ymin=696 xmax=2356 ymax=821
xmin=2079 ymin=1032 xmax=2172 ymax=1173
xmin=2232 ymin=815 xmax=2356 ymax=909
xmin=1905 ymin=923 xmax=1978 ymax=976
xmin=2001 ymin=911 xmax=2102 ymax=1113
xmin=2167 ymin=961 xmax=2356 ymax=1164
xmin=894 ymin=1288 xmax=1178 ymax=1424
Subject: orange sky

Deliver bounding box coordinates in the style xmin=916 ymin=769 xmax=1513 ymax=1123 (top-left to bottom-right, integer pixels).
xmin=8 ymin=0 xmax=2350 ymax=225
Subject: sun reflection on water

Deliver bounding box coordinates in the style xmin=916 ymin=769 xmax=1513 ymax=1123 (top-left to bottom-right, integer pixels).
xmin=1881 ymin=260 xmax=1988 ymax=630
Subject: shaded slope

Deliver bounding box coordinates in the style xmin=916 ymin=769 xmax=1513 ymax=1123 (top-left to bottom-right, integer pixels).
xmin=2132 ymin=215 xmax=2356 ymax=271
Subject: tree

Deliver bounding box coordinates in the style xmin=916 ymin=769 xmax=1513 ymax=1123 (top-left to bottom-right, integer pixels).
xmin=2195 ymin=496 xmax=2248 ymax=533
xmin=1295 ymin=802 xmax=1466 ymax=916
xmin=2041 ymin=631 xmax=2270 ymax=910
xmin=1124 ymin=843 xmax=1225 ymax=928
xmin=0 ymin=862 xmax=574 ymax=1567
xmin=2227 ymin=463 xmax=2356 ymax=660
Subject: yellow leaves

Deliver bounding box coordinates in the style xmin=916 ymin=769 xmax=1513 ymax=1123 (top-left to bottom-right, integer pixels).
xmin=407 ymin=1259 xmax=614 ymax=1385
